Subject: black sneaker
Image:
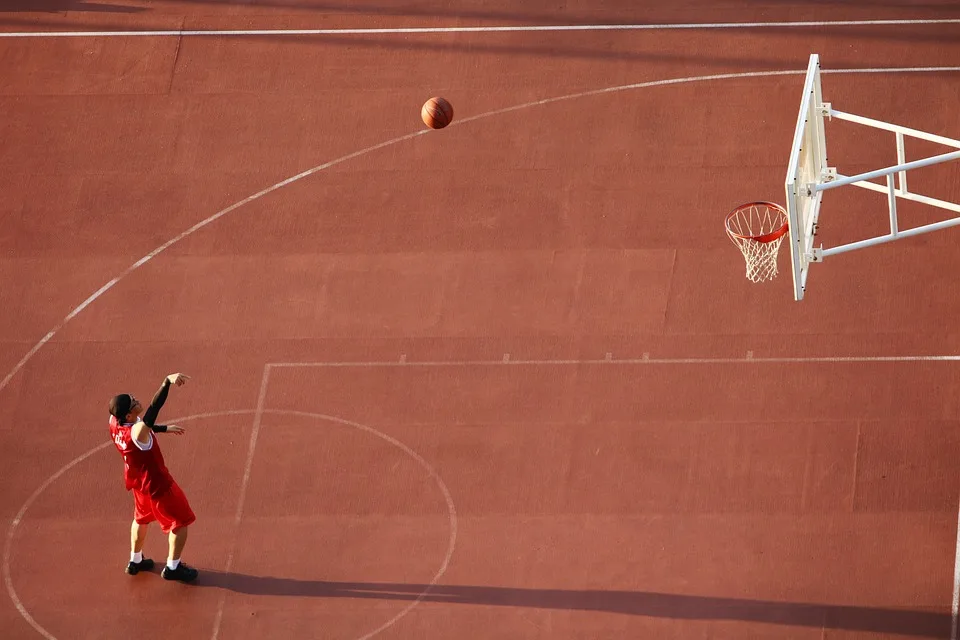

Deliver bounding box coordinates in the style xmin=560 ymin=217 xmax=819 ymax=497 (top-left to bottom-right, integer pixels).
xmin=161 ymin=562 xmax=199 ymax=582
xmin=125 ymin=557 xmax=155 ymax=575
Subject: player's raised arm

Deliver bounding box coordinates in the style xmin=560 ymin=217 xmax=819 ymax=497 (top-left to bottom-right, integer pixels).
xmin=141 ymin=373 xmax=190 ymax=427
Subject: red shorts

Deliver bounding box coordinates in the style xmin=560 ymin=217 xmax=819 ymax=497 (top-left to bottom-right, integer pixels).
xmin=133 ymin=481 xmax=196 ymax=534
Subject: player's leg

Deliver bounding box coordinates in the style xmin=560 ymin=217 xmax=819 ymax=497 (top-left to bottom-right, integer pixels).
xmin=163 ymin=525 xmax=198 ymax=579
xmin=162 ymin=526 xmax=198 ymax=582
xmin=131 ymin=520 xmax=148 ymax=553
xmin=169 ymin=525 xmax=188 ymax=564
xmin=126 ymin=491 xmax=156 ymax=575
xmin=155 ymin=482 xmax=199 ymax=582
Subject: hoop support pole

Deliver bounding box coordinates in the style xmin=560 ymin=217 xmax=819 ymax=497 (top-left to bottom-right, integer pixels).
xmin=813 ymin=149 xmax=960 ymax=193
xmin=828 ymin=108 xmax=960 ymax=149
xmin=821 ymin=210 xmax=960 ymax=258
xmin=887 ymin=174 xmax=898 ymax=235
xmin=848 ymin=179 xmax=960 ymax=214
xmin=896 ymin=132 xmax=908 ymax=193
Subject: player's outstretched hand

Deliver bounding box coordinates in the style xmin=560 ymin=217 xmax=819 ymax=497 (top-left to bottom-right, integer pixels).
xmin=167 ymin=425 xmax=186 ymax=435
xmin=166 ymin=373 xmax=190 ymax=386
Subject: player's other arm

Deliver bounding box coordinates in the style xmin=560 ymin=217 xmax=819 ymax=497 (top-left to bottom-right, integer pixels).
xmin=134 ymin=373 xmax=190 ymax=444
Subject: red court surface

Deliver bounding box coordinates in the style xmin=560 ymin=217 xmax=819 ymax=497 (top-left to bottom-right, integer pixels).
xmin=3 ymin=2 xmax=960 ymax=639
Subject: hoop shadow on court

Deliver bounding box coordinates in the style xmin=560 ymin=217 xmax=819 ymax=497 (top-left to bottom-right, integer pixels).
xmin=197 ymin=571 xmax=948 ymax=638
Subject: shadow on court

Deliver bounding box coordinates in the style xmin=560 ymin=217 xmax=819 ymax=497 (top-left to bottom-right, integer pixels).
xmin=7 ymin=0 xmax=960 ymax=20
xmin=196 ymin=570 xmax=949 ymax=638
xmin=0 ymin=0 xmax=144 ymax=12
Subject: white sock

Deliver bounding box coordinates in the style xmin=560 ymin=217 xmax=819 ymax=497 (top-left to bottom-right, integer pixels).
xmin=167 ymin=558 xmax=180 ymax=570
xmin=131 ymin=551 xmax=142 ymax=564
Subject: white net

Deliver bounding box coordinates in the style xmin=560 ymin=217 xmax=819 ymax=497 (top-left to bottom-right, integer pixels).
xmin=725 ymin=202 xmax=789 ymax=283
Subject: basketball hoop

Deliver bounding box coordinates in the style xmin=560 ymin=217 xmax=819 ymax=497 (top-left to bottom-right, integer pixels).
xmin=725 ymin=201 xmax=789 ymax=283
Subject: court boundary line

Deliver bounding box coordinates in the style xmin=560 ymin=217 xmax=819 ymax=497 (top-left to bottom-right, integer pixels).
xmin=1 ymin=18 xmax=960 ymax=38
xmin=269 ymin=354 xmax=960 ymax=367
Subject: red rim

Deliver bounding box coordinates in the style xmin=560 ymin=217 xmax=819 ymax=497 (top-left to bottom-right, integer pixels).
xmin=725 ymin=201 xmax=789 ymax=243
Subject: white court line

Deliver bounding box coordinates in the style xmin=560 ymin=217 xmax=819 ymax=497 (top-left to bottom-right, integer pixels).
xmin=1 ymin=18 xmax=960 ymax=37
xmin=275 ymin=352 xmax=960 ymax=640
xmin=0 ymin=128 xmax=428 ymax=395
xmin=2 ymin=410 xmax=252 ymax=640
xmin=209 ymin=364 xmax=458 ymax=640
xmin=209 ymin=367 xmax=273 ymax=640
xmin=4 ymin=408 xmax=457 ymax=640
xmin=269 ymin=354 xmax=960 ymax=367
xmin=2 ymin=442 xmax=111 ymax=640
xmin=277 ymin=410 xmax=458 ymax=640
xmin=6 ymin=64 xmax=960 ymax=397
xmin=3 ymin=63 xmax=960 ymax=638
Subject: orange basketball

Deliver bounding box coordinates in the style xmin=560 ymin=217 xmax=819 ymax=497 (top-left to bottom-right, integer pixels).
xmin=421 ymin=96 xmax=454 ymax=129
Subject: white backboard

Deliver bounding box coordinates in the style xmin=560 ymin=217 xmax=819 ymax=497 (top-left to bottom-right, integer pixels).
xmin=784 ymin=54 xmax=829 ymax=301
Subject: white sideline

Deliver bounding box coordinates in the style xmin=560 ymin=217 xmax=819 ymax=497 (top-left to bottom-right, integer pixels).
xmin=0 ymin=18 xmax=959 ymax=38
xmin=269 ymin=354 xmax=960 ymax=367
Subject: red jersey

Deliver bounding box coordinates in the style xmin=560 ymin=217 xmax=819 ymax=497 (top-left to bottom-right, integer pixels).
xmin=110 ymin=416 xmax=174 ymax=497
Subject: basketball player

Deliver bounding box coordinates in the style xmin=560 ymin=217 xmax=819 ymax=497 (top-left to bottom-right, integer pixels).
xmin=109 ymin=373 xmax=199 ymax=582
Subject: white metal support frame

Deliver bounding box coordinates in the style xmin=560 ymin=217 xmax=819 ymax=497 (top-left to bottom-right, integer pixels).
xmin=808 ymin=108 xmax=960 ymax=261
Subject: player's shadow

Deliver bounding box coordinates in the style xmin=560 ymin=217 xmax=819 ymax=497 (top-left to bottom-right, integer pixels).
xmin=198 ymin=571 xmax=948 ymax=638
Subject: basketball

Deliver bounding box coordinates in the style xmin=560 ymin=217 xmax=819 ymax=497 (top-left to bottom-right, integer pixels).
xmin=421 ymin=97 xmax=454 ymax=129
